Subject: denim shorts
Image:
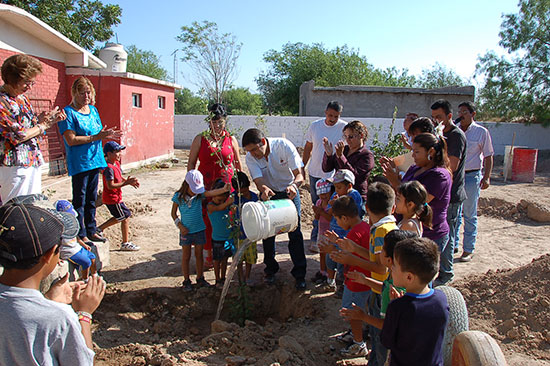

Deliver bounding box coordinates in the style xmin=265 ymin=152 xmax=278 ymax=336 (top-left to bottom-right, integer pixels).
xmin=179 ymin=230 xmax=207 ymax=246
xmin=68 ymin=247 xmax=96 ymax=270
xmin=342 ymin=285 xmax=370 ymax=310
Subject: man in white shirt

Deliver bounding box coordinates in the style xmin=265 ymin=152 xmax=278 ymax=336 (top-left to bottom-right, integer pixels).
xmin=302 ymin=101 xmax=347 ymax=249
xmin=242 ymin=128 xmax=307 ymax=290
xmin=457 ymin=101 xmax=494 ymax=262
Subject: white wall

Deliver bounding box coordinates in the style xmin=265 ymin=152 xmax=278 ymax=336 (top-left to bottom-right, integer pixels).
xmin=175 ymin=115 xmax=550 ymax=156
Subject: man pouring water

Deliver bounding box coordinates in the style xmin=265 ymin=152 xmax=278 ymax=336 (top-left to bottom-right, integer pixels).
xmin=241 ymin=128 xmax=307 ymax=290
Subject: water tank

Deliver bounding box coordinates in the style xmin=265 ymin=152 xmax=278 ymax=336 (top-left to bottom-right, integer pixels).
xmin=98 ymin=43 xmax=128 ymax=72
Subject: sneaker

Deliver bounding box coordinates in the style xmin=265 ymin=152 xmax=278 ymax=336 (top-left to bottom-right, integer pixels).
xmin=121 ymin=242 xmax=140 ymax=251
xmin=336 ymin=329 xmax=354 ymax=343
xmin=196 ymin=276 xmax=211 ymax=288
xmin=340 ymin=342 xmax=368 ymax=357
xmin=459 ymin=251 xmax=474 ymax=262
xmin=295 ymin=280 xmax=306 ymax=291
xmin=182 ymin=279 xmax=193 ymax=292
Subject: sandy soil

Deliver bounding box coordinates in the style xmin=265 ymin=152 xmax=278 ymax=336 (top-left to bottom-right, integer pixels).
xmin=41 ymin=149 xmax=550 ymax=366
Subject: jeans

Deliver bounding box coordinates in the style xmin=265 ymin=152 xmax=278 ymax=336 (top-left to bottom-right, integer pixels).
xmin=440 ymin=202 xmax=462 ymax=284
xmin=367 ymin=292 xmax=387 ymax=366
xmin=71 ymin=168 xmax=100 ymax=239
xmin=262 ymin=191 xmax=307 ymax=281
xmin=457 ymin=170 xmax=482 ymax=253
xmin=308 ymin=175 xmax=321 ymax=242
xmin=433 ymin=233 xmax=451 ymax=286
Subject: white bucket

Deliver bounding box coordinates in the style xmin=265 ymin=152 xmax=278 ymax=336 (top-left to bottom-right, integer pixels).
xmin=241 ymin=199 xmax=299 ymax=241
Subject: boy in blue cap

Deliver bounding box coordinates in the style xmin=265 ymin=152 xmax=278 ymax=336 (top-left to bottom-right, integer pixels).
xmin=97 ymin=141 xmax=140 ymax=251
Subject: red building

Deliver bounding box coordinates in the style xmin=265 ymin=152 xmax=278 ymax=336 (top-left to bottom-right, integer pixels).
xmin=0 ymin=4 xmax=179 ymax=174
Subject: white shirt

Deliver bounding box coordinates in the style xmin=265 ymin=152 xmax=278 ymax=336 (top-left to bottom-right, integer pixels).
xmin=0 ymin=284 xmax=95 ymax=366
xmin=246 ymin=138 xmax=304 ymax=192
xmin=304 ymin=118 xmax=347 ymax=178
xmin=461 ymin=121 xmax=494 ymax=171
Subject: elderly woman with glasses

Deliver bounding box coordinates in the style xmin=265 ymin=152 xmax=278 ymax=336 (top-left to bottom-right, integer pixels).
xmin=187 ymin=103 xmax=242 ymax=267
xmin=0 ymin=54 xmax=66 ymax=203
xmin=322 ymin=120 xmax=374 ymax=202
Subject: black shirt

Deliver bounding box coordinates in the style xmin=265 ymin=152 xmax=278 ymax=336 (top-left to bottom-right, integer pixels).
xmin=443 ymin=124 xmax=466 ymax=203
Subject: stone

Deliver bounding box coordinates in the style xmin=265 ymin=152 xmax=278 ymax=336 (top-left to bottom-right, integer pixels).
xmin=526 ymin=201 xmax=550 ymax=222
xmin=272 ymin=348 xmax=290 ymax=364
xmin=278 ymin=335 xmax=305 ymax=356
xmin=201 ymin=331 xmax=232 ymax=347
xmin=211 ymin=319 xmax=235 ymax=334
xmin=160 ymin=162 xmax=172 ymax=169
xmin=506 ymin=329 xmax=520 ymax=339
xmin=225 ymin=355 xmax=246 ymax=366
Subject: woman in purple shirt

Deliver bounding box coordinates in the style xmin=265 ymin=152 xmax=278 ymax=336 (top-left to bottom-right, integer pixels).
xmin=322 ymin=120 xmax=374 ymax=202
xmin=383 ymin=133 xmax=452 ymax=283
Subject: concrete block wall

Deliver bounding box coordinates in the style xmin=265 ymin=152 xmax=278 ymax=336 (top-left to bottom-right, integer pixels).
xmin=175 ymin=115 xmax=550 ymax=159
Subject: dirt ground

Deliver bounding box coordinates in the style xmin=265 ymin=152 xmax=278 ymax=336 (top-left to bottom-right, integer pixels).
xmin=41 ymin=149 xmax=550 ymax=366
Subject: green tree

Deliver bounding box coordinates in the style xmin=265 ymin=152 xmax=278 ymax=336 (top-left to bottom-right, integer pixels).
xmin=2 ymin=0 xmax=122 ymax=50
xmin=256 ymin=42 xmax=416 ymax=115
xmin=126 ymin=45 xmax=168 ymax=81
xmin=476 ymin=0 xmax=550 ymax=125
xmin=221 ymin=87 xmax=264 ymax=115
xmin=175 ymin=88 xmax=207 ymax=115
xmin=177 ymin=21 xmax=242 ymax=103
xmin=417 ymin=63 xmax=465 ymax=88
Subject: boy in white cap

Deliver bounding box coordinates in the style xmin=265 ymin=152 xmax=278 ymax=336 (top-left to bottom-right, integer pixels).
xmin=0 ymin=200 xmax=105 ymax=365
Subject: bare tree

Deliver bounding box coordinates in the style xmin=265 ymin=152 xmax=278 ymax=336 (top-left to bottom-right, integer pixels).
xmin=177 ymin=21 xmax=242 ymax=103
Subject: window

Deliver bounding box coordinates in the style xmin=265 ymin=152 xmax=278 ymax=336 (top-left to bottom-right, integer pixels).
xmin=132 ymin=93 xmax=142 ymax=108
xmin=158 ymin=96 xmax=166 ymax=109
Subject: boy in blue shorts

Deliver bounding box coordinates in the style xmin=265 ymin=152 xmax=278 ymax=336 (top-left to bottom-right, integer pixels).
xmin=324 ymin=196 xmax=371 ymax=357
xmin=97 ymin=141 xmax=140 ymax=251
xmin=55 ymin=199 xmax=97 ymax=280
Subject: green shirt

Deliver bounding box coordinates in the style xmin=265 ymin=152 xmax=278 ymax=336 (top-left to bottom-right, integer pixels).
xmin=381 ymin=277 xmax=406 ymax=318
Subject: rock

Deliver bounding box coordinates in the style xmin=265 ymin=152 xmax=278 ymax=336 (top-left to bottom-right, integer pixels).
xmin=278 ymin=335 xmax=305 ymax=356
xmin=159 ymin=162 xmax=172 ymax=169
xmin=131 ymin=356 xmax=146 ymax=366
xmin=246 ymin=357 xmax=257 ymax=364
xmin=190 ymin=326 xmax=200 ymax=335
xmin=526 ymin=201 xmax=550 ymax=222
xmin=272 ymin=348 xmax=290 ymax=364
xmin=211 ymin=320 xmax=235 ymax=334
xmin=225 ymin=355 xmax=247 ymax=366
xmin=507 ymin=329 xmax=520 ymax=339
xmin=150 ymin=354 xmax=171 ymax=366
xmin=201 ymin=331 xmax=232 ymax=347
xmin=160 ymin=357 xmax=177 ymax=366
xmin=498 ymin=319 xmax=515 ymax=333
xmin=519 ymin=199 xmax=529 ymax=209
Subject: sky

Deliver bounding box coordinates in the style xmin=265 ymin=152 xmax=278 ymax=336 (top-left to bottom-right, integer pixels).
xmin=105 ymin=0 xmax=520 ymax=93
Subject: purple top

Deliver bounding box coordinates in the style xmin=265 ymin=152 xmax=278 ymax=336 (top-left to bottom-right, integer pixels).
xmin=322 ymin=145 xmax=375 ymax=202
xmin=402 ymin=165 xmax=451 ymax=240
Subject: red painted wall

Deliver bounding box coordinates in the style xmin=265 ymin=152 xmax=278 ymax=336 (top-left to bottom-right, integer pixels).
xmin=119 ymin=79 xmax=174 ymax=164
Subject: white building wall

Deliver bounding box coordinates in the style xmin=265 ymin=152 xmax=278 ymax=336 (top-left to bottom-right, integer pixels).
xmin=175 ymin=115 xmax=550 ymax=156
xmin=0 ymin=21 xmax=66 ymax=62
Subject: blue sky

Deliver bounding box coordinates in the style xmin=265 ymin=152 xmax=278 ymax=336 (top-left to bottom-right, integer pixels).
xmin=106 ymin=0 xmax=519 ymax=93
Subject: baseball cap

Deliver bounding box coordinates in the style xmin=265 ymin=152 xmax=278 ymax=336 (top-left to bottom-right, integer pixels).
xmin=185 ymin=169 xmax=205 ymax=194
xmin=315 ymin=179 xmax=333 ymax=195
xmin=104 ymin=141 xmax=126 ymax=154
xmin=0 ymin=202 xmax=79 ymax=263
xmin=333 ymin=169 xmax=355 ymax=185
xmin=55 ymin=199 xmax=78 ymax=217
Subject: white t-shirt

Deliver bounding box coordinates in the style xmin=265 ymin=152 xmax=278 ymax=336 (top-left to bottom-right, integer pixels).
xmin=0 ymin=283 xmax=95 ymax=366
xmin=304 ymin=118 xmax=347 ymax=178
xmin=246 ymin=138 xmax=304 ymax=192
xmin=60 ymin=238 xmax=82 ymax=260
xmin=462 ymin=121 xmax=494 ymax=171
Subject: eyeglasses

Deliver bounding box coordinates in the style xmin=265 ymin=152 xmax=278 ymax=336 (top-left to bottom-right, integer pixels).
xmin=343 ymin=134 xmax=357 ymax=140
xmin=23 ymin=80 xmax=36 ymax=87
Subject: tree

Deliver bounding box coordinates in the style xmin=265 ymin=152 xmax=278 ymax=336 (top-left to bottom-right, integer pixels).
xmin=2 ymin=0 xmax=122 ymax=50
xmin=177 ymin=21 xmax=242 ymax=103
xmin=221 ymin=87 xmax=264 ymax=115
xmin=256 ymin=42 xmax=416 ymax=115
xmin=417 ymin=63 xmax=465 ymax=89
xmin=476 ymin=0 xmax=550 ymax=125
xmin=175 ymin=88 xmax=207 ymax=115
xmin=126 ymin=45 xmax=168 ymax=81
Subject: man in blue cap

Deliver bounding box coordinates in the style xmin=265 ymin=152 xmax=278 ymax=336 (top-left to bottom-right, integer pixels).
xmin=97 ymin=141 xmax=140 ymax=251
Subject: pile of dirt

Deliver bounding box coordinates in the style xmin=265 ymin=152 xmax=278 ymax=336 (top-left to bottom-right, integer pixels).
xmin=93 ymin=283 xmax=346 ymax=366
xmin=126 ymin=201 xmax=155 ymax=215
xmin=477 ymin=197 xmax=528 ymax=221
xmin=454 ymin=254 xmax=550 ymax=360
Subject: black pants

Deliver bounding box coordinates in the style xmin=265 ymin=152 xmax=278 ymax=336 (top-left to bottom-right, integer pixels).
xmin=262 ymin=191 xmax=307 ymax=281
